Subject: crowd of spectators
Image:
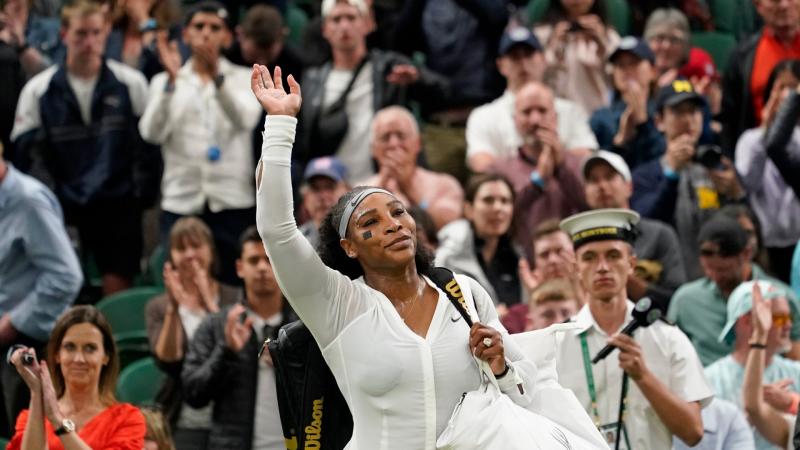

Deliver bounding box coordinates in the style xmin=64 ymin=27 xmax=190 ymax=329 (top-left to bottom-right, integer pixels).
xmin=2 ymin=0 xmax=800 ymax=448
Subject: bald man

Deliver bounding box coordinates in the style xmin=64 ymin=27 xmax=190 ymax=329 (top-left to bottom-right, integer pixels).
xmin=490 ymin=82 xmax=587 ymax=259
xmin=359 ymin=106 xmax=463 ymax=230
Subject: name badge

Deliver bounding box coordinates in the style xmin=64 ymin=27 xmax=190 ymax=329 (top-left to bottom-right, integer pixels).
xmin=599 ymin=422 xmax=628 ymax=449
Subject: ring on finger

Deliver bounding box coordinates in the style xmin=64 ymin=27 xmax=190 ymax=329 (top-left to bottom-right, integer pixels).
xmin=482 ymin=337 xmax=493 ymax=348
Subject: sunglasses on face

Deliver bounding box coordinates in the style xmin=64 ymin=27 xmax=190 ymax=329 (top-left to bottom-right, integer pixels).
xmin=773 ymin=313 xmax=792 ymax=328
xmin=699 ymin=248 xmax=737 ymax=258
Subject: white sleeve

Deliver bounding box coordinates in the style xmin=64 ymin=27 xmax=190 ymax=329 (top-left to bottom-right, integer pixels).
xmin=10 ymin=70 xmax=51 ymax=141
xmin=734 ymin=128 xmax=768 ymax=192
xmin=256 ymin=115 xmax=374 ymax=348
xmin=138 ymin=73 xmax=173 ymax=145
xmin=465 ymin=106 xmax=498 ymax=158
xmin=556 ymin=100 xmax=598 ymax=150
xmin=668 ymin=326 xmax=714 ymax=406
xmin=462 ymin=276 xmax=537 ymax=406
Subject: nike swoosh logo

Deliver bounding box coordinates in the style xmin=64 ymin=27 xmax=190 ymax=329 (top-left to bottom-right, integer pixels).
xmin=450 ymin=315 xmax=462 ymax=323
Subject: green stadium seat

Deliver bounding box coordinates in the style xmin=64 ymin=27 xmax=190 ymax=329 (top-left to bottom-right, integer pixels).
xmin=709 ymin=0 xmax=759 ymax=40
xmin=287 ymin=4 xmax=309 ymax=46
xmin=527 ymin=0 xmax=630 ymax=36
xmin=115 ymin=357 xmax=165 ymax=406
xmin=96 ymin=286 xmax=163 ymax=344
xmin=691 ymin=31 xmax=737 ymax=75
xmin=0 ymin=436 xmax=8 ymax=448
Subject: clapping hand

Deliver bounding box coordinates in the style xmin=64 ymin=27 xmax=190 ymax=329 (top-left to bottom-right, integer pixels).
xmin=224 ymin=304 xmax=254 ymax=353
xmin=250 ymin=65 xmax=302 ymax=117
xmin=750 ymin=282 xmax=771 ymax=344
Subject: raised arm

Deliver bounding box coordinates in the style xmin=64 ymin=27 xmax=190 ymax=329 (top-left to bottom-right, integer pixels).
xmin=252 ymin=66 xmax=372 ymax=347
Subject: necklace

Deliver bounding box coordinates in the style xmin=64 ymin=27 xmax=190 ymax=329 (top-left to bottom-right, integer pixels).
xmin=396 ymin=279 xmax=424 ymax=322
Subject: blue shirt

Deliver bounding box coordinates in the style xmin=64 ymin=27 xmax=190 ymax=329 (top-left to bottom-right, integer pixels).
xmin=705 ymin=354 xmax=800 ymax=449
xmin=672 ymin=398 xmax=754 ymax=450
xmin=0 ymin=164 xmax=82 ymax=341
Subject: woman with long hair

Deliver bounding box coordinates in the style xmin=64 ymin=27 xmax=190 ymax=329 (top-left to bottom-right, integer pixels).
xmin=8 ymin=306 xmax=145 ymax=449
xmin=251 ymin=65 xmax=537 ymax=449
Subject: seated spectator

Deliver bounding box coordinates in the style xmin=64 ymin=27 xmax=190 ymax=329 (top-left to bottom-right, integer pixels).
xmin=643 ymin=8 xmax=722 ymax=131
xmin=533 ymin=0 xmax=620 ymax=115
xmin=668 ymin=215 xmax=800 ymax=366
xmin=672 ymin=398 xmax=754 ymax=450
xmin=8 ymin=306 xmax=146 ymax=449
xmin=706 ymin=281 xmax=800 ymax=449
xmin=182 ymin=227 xmax=296 ymax=449
xmin=719 ymin=204 xmax=766 ymax=266
xmin=506 ymin=219 xmax=581 ymax=334
xmin=359 ymin=106 xmax=462 ymax=230
xmin=465 ymin=26 xmax=597 ymax=173
xmin=590 ymin=37 xmax=664 ymax=169
xmin=738 ymin=59 xmax=800 ymax=283
xmin=106 ymin=0 xmax=180 ymax=79
xmin=436 ymin=173 xmax=520 ymax=308
xmin=0 ymin=143 xmax=83 ymax=436
xmin=140 ymin=1 xmax=263 ymax=286
xmin=526 ymin=278 xmax=579 ymax=331
xmin=11 ymin=0 xmax=161 ymax=297
xmin=299 ymin=157 xmax=349 ymax=249
xmin=296 ymin=0 xmax=449 ymax=183
xmin=491 ymin=81 xmax=587 ymax=258
xmin=720 ymin=0 xmax=800 ymax=154
xmin=145 ymin=217 xmax=239 ymax=447
xmin=141 ymin=407 xmax=176 ymax=450
xmin=631 ymin=80 xmax=746 ymax=279
xmin=582 ymin=150 xmax=686 ymax=309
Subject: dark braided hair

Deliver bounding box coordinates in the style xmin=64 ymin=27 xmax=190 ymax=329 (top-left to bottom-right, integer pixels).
xmin=317 ymin=186 xmax=434 ymax=280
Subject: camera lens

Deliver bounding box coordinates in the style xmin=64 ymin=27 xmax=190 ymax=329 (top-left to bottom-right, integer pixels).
xmin=22 ymin=353 xmax=34 ymax=366
xmin=695 ymin=145 xmax=724 ymax=169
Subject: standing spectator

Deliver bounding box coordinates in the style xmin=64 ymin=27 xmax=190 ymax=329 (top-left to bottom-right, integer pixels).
xmin=706 ymin=280 xmax=800 ymax=449
xmin=590 ymin=37 xmax=664 ymax=169
xmin=436 ymin=173 xmax=521 ymax=308
xmin=534 ymin=0 xmax=620 ymax=115
xmin=556 ymin=208 xmax=710 ymax=449
xmin=359 ymin=106 xmax=463 ymax=230
xmin=392 ymin=0 xmax=508 ymax=182
xmin=182 ymin=227 xmax=296 ymax=450
xmin=466 ymin=26 xmax=597 ymax=173
xmin=10 ymin=0 xmax=161 ymax=296
xmin=0 ymin=144 xmax=82 ymax=436
xmin=299 ymin=157 xmax=349 ymax=249
xmin=139 ymin=1 xmax=263 ymax=286
xmin=296 ymin=0 xmax=449 ymax=183
xmin=106 ymin=0 xmax=180 ymax=80
xmin=491 ymin=81 xmax=587 ymax=262
xmin=8 ymin=306 xmax=146 ymax=449
xmin=526 ymin=278 xmax=579 ymax=331
xmin=582 ymin=150 xmax=686 ymax=310
xmin=668 ymin=215 xmax=800 ymax=366
xmin=145 ymin=217 xmax=239 ymax=448
xmin=720 ymin=0 xmax=800 ymax=155
xmin=631 ymin=80 xmax=746 ymax=279
xmin=741 ymin=59 xmax=800 ymax=283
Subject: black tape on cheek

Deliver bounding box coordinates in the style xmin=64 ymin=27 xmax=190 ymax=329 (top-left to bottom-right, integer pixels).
xmin=362 ymin=231 xmax=372 ymax=240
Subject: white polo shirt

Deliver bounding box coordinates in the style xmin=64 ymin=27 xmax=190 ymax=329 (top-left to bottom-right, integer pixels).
xmin=555 ymin=302 xmax=713 ymax=450
xmin=465 ymin=90 xmax=598 ymax=161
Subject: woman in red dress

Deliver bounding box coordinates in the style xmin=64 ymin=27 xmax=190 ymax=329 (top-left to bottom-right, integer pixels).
xmin=8 ymin=305 xmax=146 ymax=450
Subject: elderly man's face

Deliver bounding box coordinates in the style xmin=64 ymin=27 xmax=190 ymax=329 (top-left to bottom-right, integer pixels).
xmin=372 ymin=111 xmax=420 ymax=169
xmin=513 ymin=84 xmax=557 ymax=143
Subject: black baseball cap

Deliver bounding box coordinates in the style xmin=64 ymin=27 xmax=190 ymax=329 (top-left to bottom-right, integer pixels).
xmin=498 ymin=27 xmax=543 ymax=56
xmin=609 ymin=36 xmax=655 ymax=64
xmin=654 ymin=79 xmax=706 ymax=112
xmin=697 ymin=215 xmax=749 ymax=256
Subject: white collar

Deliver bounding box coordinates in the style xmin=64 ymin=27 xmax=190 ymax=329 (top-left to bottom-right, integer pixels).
xmin=572 ymin=300 xmax=635 ymax=336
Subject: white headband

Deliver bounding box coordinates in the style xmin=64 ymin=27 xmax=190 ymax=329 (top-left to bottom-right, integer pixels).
xmin=338 ymin=188 xmax=394 ymax=238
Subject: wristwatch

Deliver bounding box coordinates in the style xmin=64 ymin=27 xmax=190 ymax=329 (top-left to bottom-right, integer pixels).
xmin=55 ymin=418 xmax=75 ymax=436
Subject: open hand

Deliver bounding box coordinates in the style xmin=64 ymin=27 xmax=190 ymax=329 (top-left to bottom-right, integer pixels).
xmin=750 ymin=282 xmax=772 ymax=344
xmin=386 ymin=64 xmax=418 ymax=86
xmin=251 ymin=65 xmax=302 ymax=117
xmin=156 ymin=31 xmax=182 ymax=83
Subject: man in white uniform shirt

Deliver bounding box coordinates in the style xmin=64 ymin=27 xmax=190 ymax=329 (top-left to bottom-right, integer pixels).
xmin=139 ymin=1 xmax=262 ymax=284
xmin=555 ymin=208 xmax=711 ymax=449
xmin=465 ymin=26 xmax=597 ymax=173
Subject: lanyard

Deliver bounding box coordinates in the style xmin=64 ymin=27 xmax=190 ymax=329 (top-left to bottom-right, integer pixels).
xmin=580 ymin=331 xmax=631 ymax=449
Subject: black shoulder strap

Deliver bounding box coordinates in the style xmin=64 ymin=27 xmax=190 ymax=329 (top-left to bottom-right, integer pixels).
xmin=428 ymin=267 xmax=474 ymax=327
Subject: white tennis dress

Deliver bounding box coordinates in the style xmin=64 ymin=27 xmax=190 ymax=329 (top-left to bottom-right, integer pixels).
xmin=255 ymin=116 xmax=537 ymax=450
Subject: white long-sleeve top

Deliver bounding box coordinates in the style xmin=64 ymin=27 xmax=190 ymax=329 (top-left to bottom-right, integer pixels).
xmin=255 ymin=116 xmax=537 ymax=450
xmin=139 ymin=58 xmax=263 ymax=214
